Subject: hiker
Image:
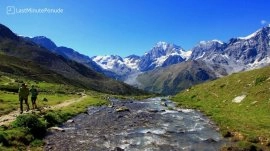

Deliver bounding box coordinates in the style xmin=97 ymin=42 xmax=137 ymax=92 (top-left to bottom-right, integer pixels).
xmin=30 ymin=85 xmax=38 ymax=109
xmin=18 ymin=83 xmax=30 ymax=114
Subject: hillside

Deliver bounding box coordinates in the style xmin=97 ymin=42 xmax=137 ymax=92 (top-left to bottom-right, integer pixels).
xmin=172 ymin=65 xmax=270 ymax=149
xmin=0 ymin=54 xmax=72 ymax=84
xmin=136 ymin=60 xmax=219 ymax=95
xmin=0 ymin=24 xmax=144 ymax=95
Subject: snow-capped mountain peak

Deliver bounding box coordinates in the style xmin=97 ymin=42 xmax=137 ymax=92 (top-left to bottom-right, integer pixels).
xmin=238 ymin=26 xmax=270 ymax=40
xmin=92 ymin=41 xmax=192 ymax=76
xmin=238 ymin=29 xmax=261 ymax=40
xmin=155 ymin=41 xmax=171 ymax=50
xmin=138 ymin=42 xmax=190 ymax=71
xmin=92 ymin=55 xmax=124 ymax=70
xmin=151 ymin=41 xmax=189 ymax=58
xmin=189 ymin=26 xmax=270 ymax=74
xmin=92 ymin=54 xmax=141 ymax=81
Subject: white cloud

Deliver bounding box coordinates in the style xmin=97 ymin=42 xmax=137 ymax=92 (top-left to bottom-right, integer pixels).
xmin=261 ymin=20 xmax=267 ymax=25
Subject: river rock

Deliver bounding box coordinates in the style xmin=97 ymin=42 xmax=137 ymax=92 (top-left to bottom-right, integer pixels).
xmin=161 ymin=102 xmax=168 ymax=107
xmin=204 ymin=138 xmax=217 ymax=143
xmin=49 ymin=127 xmax=65 ymax=132
xmin=67 ymin=119 xmax=74 ymax=123
xmin=115 ymin=106 xmax=130 ymax=112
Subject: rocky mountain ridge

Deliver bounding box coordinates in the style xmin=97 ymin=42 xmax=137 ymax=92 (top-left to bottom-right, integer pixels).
xmin=190 ymin=26 xmax=270 ymax=74
xmin=23 ymin=24 xmax=270 ymax=94
xmin=136 ymin=26 xmax=270 ymax=94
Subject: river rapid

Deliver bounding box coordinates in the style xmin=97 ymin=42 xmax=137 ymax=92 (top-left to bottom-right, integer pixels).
xmin=44 ymin=98 xmax=226 ymax=151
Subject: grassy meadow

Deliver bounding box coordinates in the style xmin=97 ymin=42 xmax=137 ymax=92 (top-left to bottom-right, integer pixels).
xmin=173 ymin=66 xmax=270 ymax=150
xmin=0 ymin=74 xmax=109 ymax=150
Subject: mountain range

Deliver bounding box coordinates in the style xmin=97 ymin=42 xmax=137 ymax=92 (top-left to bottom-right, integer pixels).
xmin=137 ymin=26 xmax=270 ymax=94
xmin=0 ymin=24 xmax=145 ymax=95
xmin=91 ymin=42 xmax=192 ymax=83
xmin=14 ymin=24 xmax=270 ymax=95
xmin=190 ymin=27 xmax=270 ymax=74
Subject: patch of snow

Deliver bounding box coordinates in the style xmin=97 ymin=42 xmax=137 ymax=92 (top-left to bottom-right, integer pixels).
xmin=156 ymin=41 xmax=168 ymax=50
xmin=154 ymin=55 xmax=169 ymax=67
xmin=246 ymin=57 xmax=270 ymax=70
xmin=170 ymin=52 xmax=180 ymax=56
xmin=123 ymin=57 xmax=139 ymax=69
xmin=232 ymin=95 xmax=246 ymax=103
xmin=238 ymin=29 xmax=260 ymax=40
xmin=212 ymin=39 xmax=224 ymax=44
xmin=199 ymin=40 xmax=223 ymax=45
xmin=221 ymin=54 xmax=230 ymax=59
xmin=92 ymin=55 xmax=124 ymax=70
xmin=180 ymin=50 xmax=192 ymax=60
xmin=199 ymin=41 xmax=207 ymax=45
xmin=195 ymin=52 xmax=206 ymax=60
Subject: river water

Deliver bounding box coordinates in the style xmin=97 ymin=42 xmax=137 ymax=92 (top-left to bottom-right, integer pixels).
xmin=44 ymin=98 xmax=226 ymax=151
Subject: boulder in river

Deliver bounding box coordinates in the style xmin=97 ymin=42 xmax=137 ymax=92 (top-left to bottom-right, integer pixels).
xmin=67 ymin=119 xmax=74 ymax=123
xmin=115 ymin=106 xmax=130 ymax=112
xmin=49 ymin=127 xmax=65 ymax=132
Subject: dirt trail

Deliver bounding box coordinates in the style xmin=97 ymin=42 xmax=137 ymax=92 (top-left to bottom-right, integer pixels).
xmin=0 ymin=94 xmax=87 ymax=126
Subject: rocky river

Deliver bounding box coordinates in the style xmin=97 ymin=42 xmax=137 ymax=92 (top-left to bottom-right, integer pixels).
xmin=44 ymin=98 xmax=227 ymax=151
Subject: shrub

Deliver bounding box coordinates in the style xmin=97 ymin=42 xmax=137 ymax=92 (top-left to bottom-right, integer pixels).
xmin=220 ymin=84 xmax=226 ymax=88
xmin=4 ymin=127 xmax=31 ymax=146
xmin=191 ymin=94 xmax=197 ymax=99
xmin=30 ymin=139 xmax=44 ymax=147
xmin=12 ymin=114 xmax=46 ymax=139
xmin=255 ymin=76 xmax=267 ymax=85
xmin=0 ymin=132 xmax=9 ymax=146
xmin=43 ymin=112 xmax=62 ymax=127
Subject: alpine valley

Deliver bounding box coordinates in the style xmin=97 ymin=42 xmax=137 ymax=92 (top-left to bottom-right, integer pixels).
xmin=25 ymin=25 xmax=270 ymax=95
xmin=25 ymin=27 xmax=270 ymax=95
xmin=1 ymin=23 xmax=270 ymax=150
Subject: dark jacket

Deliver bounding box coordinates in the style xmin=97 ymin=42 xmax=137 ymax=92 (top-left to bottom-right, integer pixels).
xmin=19 ymin=87 xmax=29 ymax=99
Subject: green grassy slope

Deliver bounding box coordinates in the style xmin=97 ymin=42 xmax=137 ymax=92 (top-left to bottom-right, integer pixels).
xmin=137 ymin=60 xmax=217 ymax=95
xmin=0 ymin=54 xmax=74 ymax=84
xmin=173 ymin=65 xmax=270 ymax=149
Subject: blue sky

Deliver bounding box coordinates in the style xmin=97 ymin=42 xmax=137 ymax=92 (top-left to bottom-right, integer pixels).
xmin=0 ymin=0 xmax=270 ymax=57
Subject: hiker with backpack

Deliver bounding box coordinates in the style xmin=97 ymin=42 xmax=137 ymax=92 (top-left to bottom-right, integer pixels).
xmin=30 ymin=85 xmax=39 ymax=110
